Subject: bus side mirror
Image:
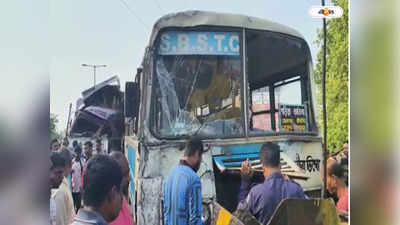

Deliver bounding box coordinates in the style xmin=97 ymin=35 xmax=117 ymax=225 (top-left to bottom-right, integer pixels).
xmin=125 ymin=82 xmax=139 ymax=119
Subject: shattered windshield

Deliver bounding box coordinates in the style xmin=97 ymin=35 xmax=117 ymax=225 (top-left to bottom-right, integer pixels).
xmin=151 ymin=31 xmax=243 ymax=138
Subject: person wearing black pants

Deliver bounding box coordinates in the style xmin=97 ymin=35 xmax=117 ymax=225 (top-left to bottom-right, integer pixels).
xmin=72 ymin=192 xmax=81 ymax=213
xmin=71 ymin=152 xmax=83 ymax=213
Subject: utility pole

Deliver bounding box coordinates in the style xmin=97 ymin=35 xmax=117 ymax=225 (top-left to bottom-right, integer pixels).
xmin=321 ymin=0 xmax=328 ymax=198
xmin=65 ymin=103 xmax=72 ymax=138
xmin=81 ymin=64 xmax=107 ymax=87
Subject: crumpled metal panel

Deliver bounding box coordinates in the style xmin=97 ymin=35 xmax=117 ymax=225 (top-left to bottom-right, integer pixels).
xmin=135 ymin=144 xmax=217 ymax=225
xmin=136 ymin=177 xmax=163 ymax=225
xmin=138 ymin=146 xmax=162 ymax=178
xmin=70 ymin=76 xmax=124 ymax=138
xmin=81 ymin=76 xmax=120 ymax=101
xmin=139 ymin=144 xmax=216 ymax=198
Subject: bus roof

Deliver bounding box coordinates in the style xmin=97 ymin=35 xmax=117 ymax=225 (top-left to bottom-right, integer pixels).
xmin=149 ymin=10 xmax=305 ymax=45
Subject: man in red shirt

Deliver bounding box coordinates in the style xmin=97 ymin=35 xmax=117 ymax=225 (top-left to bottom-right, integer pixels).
xmin=109 ymin=151 xmax=134 ymax=225
xmin=325 ymin=159 xmax=348 ymax=213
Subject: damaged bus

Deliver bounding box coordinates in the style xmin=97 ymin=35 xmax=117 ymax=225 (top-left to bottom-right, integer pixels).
xmin=124 ymin=11 xmax=324 ymax=225
xmin=69 ymin=76 xmax=125 ymax=152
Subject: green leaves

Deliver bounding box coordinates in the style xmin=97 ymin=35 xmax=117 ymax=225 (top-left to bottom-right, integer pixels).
xmin=314 ymin=0 xmax=349 ymax=152
xmin=50 ymin=113 xmax=61 ymax=141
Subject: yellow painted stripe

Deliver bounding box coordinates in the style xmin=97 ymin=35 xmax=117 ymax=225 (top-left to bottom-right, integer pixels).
xmin=216 ymin=207 xmax=232 ymax=225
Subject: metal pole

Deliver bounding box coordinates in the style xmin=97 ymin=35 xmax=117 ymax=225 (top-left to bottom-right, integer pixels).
xmin=82 ymin=64 xmax=106 ymax=87
xmin=321 ymin=0 xmax=328 ymax=198
xmin=242 ymin=28 xmax=248 ymax=138
xmin=65 ymin=103 xmax=72 ymax=137
xmin=94 ymin=66 xmax=96 ymax=87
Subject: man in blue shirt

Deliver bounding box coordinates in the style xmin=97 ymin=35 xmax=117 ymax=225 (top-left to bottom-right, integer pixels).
xmin=237 ymin=143 xmax=306 ymax=225
xmin=163 ymin=138 xmax=204 ymax=225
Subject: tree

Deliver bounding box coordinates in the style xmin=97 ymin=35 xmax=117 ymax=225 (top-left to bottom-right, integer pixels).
xmin=50 ymin=113 xmax=61 ymax=141
xmin=314 ymin=0 xmax=348 ymax=152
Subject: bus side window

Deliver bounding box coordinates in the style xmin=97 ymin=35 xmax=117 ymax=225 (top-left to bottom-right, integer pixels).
xmin=274 ymin=78 xmax=302 ymax=131
xmin=250 ymin=86 xmax=273 ymax=133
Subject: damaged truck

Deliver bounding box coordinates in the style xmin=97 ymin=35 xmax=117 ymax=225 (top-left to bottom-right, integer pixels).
xmin=69 ymin=76 xmax=125 ymax=153
xmin=124 ymin=11 xmax=338 ymax=225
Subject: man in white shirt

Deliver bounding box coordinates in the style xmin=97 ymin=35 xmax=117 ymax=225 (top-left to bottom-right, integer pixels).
xmin=72 ymin=154 xmax=83 ymax=212
xmin=54 ymin=148 xmax=76 ymax=225
xmin=50 ymin=152 xmax=65 ymax=225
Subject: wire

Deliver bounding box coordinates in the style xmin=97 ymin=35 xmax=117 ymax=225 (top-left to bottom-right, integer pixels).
xmin=153 ymin=0 xmax=164 ymax=14
xmin=117 ymin=0 xmax=149 ymax=31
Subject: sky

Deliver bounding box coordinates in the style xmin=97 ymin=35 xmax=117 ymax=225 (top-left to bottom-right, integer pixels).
xmin=50 ymin=0 xmax=331 ymax=133
xmin=0 ymin=1 xmax=48 ymax=130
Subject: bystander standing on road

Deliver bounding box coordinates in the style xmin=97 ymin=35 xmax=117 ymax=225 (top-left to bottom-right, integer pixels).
xmin=71 ymin=155 xmax=123 ymax=225
xmin=95 ymin=139 xmax=103 ymax=155
xmin=50 ymin=152 xmax=66 ymax=225
xmin=52 ymin=139 xmax=61 ymax=152
xmin=163 ymin=138 xmax=204 ymax=225
xmin=83 ymin=141 xmax=93 ymax=163
xmin=109 ymin=151 xmax=134 ymax=225
xmin=54 ymin=148 xmax=76 ymax=225
xmin=72 ymin=153 xmax=83 ymax=213
xmin=324 ymin=160 xmax=349 ymax=214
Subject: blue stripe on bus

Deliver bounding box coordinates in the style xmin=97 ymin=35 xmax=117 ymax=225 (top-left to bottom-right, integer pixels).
xmin=223 ymin=144 xmax=263 ymax=155
xmin=214 ymin=153 xmax=260 ymax=167
xmin=127 ymin=144 xmax=136 ymax=204
xmin=212 ymin=144 xmax=263 ymax=170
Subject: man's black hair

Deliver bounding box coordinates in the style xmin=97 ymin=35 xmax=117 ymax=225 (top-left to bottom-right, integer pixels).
xmin=184 ymin=138 xmax=204 ymax=157
xmin=50 ymin=152 xmax=66 ymax=170
xmin=63 ymin=138 xmax=69 ymax=146
xmin=51 ymin=138 xmax=59 ymax=144
xmin=259 ymin=142 xmax=280 ymax=168
xmin=84 ymin=141 xmax=93 ymax=148
xmin=72 ymin=140 xmax=78 ymax=147
xmin=83 ymin=155 xmax=123 ymax=208
xmin=328 ymin=162 xmax=345 ymax=178
xmin=74 ymin=145 xmax=82 ymax=156
xmin=59 ymin=148 xmax=73 ymax=166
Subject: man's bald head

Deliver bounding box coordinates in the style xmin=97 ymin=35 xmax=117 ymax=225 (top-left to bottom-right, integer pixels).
xmin=109 ymin=151 xmax=130 ymax=196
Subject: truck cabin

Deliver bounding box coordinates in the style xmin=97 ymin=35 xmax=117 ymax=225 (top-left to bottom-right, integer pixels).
xmin=70 ymin=76 xmax=125 ymax=151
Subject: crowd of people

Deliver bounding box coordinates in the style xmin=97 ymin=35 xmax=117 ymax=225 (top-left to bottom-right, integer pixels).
xmin=50 ymin=137 xmax=349 ymax=225
xmin=49 ymin=138 xmax=134 ymax=225
xmin=162 ymin=139 xmax=349 ymax=225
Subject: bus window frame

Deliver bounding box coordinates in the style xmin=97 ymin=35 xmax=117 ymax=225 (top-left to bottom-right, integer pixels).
xmin=247 ymin=74 xmax=317 ymax=136
xmin=244 ymin=28 xmax=318 ymax=137
xmin=149 ymin=26 xmax=246 ymax=140
xmin=148 ymin=27 xmax=319 ymax=141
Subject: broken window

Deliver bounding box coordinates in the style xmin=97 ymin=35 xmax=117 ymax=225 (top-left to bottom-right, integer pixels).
xmin=151 ymin=31 xmax=243 ymax=138
xmin=152 ymin=55 xmax=243 ymax=138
